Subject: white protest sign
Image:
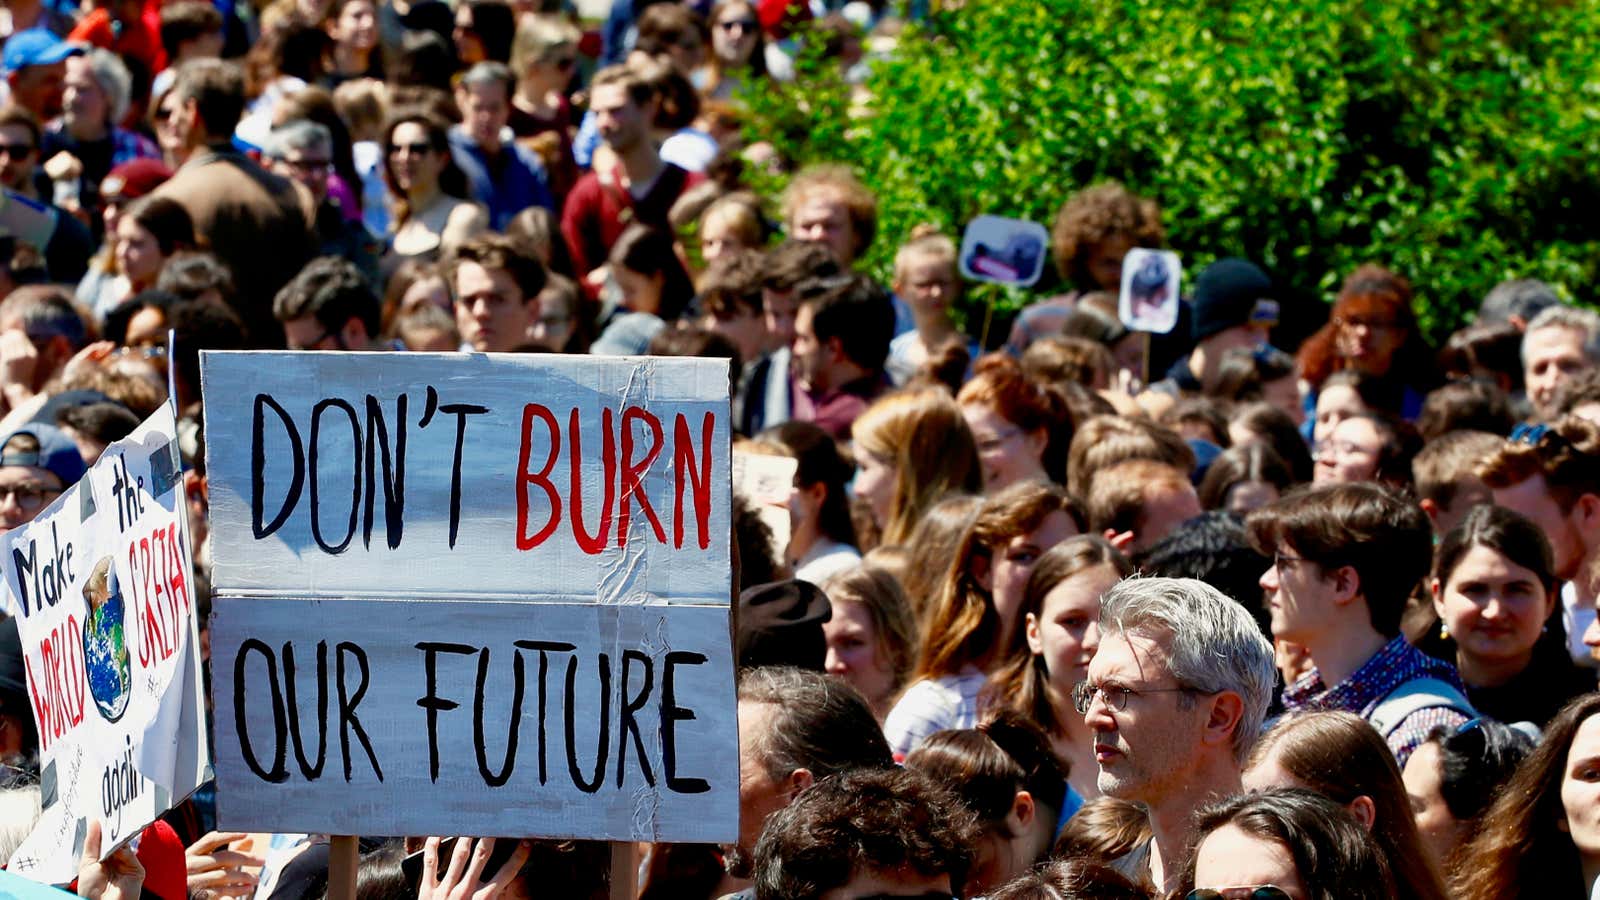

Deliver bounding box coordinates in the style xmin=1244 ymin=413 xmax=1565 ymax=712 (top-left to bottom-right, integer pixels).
xmin=1118 ymin=248 xmax=1182 ymax=334
xmin=959 ymin=215 xmax=1049 ymax=287
xmin=3 ymin=406 xmax=209 ymax=886
xmin=200 ymin=352 xmax=737 ymax=843
xmin=732 ymin=450 xmax=796 ymax=567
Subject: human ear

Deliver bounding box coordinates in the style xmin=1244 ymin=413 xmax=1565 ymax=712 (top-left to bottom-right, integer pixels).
xmin=1024 ymin=612 xmax=1043 ymax=656
xmin=785 ymin=767 xmax=813 ymax=801
xmin=1204 ymin=691 xmax=1245 ymax=749
xmin=1347 ymin=795 xmax=1376 ymax=830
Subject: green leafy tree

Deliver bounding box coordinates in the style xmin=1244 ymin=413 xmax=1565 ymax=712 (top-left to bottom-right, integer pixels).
xmin=744 ymin=0 xmax=1600 ymax=344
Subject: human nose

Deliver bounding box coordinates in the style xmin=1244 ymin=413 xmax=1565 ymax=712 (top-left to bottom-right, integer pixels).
xmin=824 ymin=646 xmax=846 ymax=674
xmin=1081 ymin=622 xmax=1099 ymax=655
xmin=1259 ymin=562 xmax=1279 ymax=593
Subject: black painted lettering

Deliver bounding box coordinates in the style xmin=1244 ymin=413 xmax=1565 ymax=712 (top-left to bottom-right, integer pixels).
xmin=438 ymin=403 xmax=488 ymax=548
xmin=363 ymin=394 xmax=407 ymax=550
xmin=252 ymin=394 xmax=305 ymax=539
xmin=416 ymin=642 xmax=475 ymax=781
xmin=515 ymin=641 xmax=575 ymax=785
xmin=617 ymin=649 xmax=655 ymax=788
xmin=282 ymin=640 xmax=328 ymax=780
xmin=234 ymin=639 xmax=289 ymax=783
xmin=474 ymin=647 xmax=523 ymax=787
xmin=661 ymin=651 xmax=709 ymax=794
xmin=335 ymin=642 xmax=382 ymax=781
xmin=563 ymin=652 xmax=609 ymax=794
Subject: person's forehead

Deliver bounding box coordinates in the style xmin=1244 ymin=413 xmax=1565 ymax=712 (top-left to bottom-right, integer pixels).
xmin=465 ymin=81 xmax=509 ymax=104
xmin=0 ymin=464 xmax=61 ymax=488
xmin=589 ymin=83 xmax=632 ymax=109
xmin=455 ymin=261 xmax=519 ymax=296
xmin=1529 ymin=325 xmax=1587 ymax=357
xmin=1089 ymin=629 xmax=1169 ymax=680
xmin=0 ymin=123 xmax=33 ymax=143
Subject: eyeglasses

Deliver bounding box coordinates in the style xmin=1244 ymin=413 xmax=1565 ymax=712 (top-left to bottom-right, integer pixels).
xmin=718 ymin=18 xmax=758 ymax=32
xmin=388 ymin=141 xmax=434 ymax=157
xmin=0 ymin=483 xmax=61 ymax=511
xmin=0 ymin=143 xmax=34 ymax=158
xmin=1273 ymin=552 xmax=1311 ymax=569
xmin=284 ymin=157 xmax=333 ymax=174
xmin=1186 ymin=888 xmax=1293 ymax=900
xmin=551 ymin=56 xmax=577 ymax=70
xmin=1072 ymin=680 xmax=1205 ymax=715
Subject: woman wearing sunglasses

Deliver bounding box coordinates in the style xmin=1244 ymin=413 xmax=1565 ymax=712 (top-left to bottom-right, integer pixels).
xmin=700 ymin=0 xmax=768 ymax=100
xmin=508 ymin=15 xmax=580 ymax=200
xmin=1184 ymin=787 xmax=1394 ymax=900
xmin=380 ymin=111 xmax=486 ymax=263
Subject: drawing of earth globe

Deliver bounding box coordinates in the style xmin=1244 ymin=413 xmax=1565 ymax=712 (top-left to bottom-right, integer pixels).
xmin=81 ymin=567 xmax=133 ymax=723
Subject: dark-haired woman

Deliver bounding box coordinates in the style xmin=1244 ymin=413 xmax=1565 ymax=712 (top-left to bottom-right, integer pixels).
xmin=381 ymin=111 xmax=486 ymax=265
xmin=1419 ymin=505 xmax=1594 ymax=728
xmin=1186 ymin=788 xmax=1395 ymax=900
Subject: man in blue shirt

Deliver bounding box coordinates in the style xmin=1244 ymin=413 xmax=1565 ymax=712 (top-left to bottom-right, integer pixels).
xmin=449 ymin=61 xmax=554 ymax=231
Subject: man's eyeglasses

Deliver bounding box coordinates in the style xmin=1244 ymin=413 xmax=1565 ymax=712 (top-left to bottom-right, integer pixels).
xmin=1072 ymin=680 xmax=1205 ymax=715
xmin=0 ymin=143 xmax=34 ymax=159
xmin=0 ymin=483 xmax=61 ymax=511
xmin=1186 ymin=888 xmax=1293 ymax=900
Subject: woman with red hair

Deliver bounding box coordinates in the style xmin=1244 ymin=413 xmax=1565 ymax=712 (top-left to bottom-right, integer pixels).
xmin=1297 ymin=265 xmax=1438 ymax=421
xmin=956 ymin=354 xmax=1073 ymax=492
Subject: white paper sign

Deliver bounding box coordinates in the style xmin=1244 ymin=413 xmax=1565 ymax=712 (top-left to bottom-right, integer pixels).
xmin=200 ymin=352 xmax=732 ymax=603
xmin=1118 ymin=248 xmax=1182 ymax=334
xmin=958 ymin=215 xmax=1049 ymax=287
xmin=200 ymin=352 xmax=737 ymax=843
xmin=733 ymin=451 xmax=797 ymax=566
xmin=3 ymin=406 xmax=209 ymax=886
xmin=210 ymin=597 xmax=736 ymax=840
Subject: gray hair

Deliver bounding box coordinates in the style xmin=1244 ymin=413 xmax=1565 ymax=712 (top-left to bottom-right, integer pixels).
xmin=80 ymin=48 xmax=132 ymax=125
xmin=1523 ymin=305 xmax=1600 ymax=367
xmin=1099 ymin=576 xmax=1276 ymax=762
xmin=458 ymin=60 xmax=514 ymax=96
xmin=1480 ymin=278 xmax=1561 ymax=327
xmin=264 ymin=119 xmax=332 ymax=161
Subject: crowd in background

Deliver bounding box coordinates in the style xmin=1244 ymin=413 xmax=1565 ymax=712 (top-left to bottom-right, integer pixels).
xmin=0 ymin=0 xmax=1597 ymax=898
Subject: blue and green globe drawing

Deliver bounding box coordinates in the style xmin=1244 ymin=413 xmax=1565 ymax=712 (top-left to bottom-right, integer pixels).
xmin=81 ymin=560 xmax=132 ymax=723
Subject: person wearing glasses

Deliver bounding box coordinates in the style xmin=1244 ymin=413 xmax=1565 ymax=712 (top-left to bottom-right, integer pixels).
xmin=1249 ymin=482 xmax=1474 ymax=767
xmin=1480 ymin=415 xmax=1600 ymax=666
xmin=264 ymin=119 xmax=381 ymax=288
xmin=1294 ymin=264 xmax=1439 ymax=424
xmin=1184 ymin=788 xmax=1395 ymax=900
xmin=1079 ymin=576 xmax=1275 ymax=892
xmin=0 ymin=422 xmax=86 ymax=534
xmin=379 ymin=110 xmax=487 ymax=267
xmin=701 ymin=0 xmax=768 ymax=100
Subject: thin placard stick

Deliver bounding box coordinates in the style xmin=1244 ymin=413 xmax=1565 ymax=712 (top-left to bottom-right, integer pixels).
xmin=327 ymin=835 xmax=359 ymax=900
xmin=609 ymin=842 xmax=636 ymax=900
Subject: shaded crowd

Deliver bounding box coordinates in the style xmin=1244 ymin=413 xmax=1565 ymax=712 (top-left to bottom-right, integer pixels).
xmin=0 ymin=0 xmax=1597 ymax=898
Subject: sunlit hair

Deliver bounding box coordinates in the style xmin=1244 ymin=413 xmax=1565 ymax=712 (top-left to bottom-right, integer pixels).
xmin=1050 ymin=181 xmax=1165 ymax=288
xmin=1247 ymin=712 xmax=1449 ymax=900
xmin=1098 ymin=576 xmax=1275 ymax=761
xmin=1433 ymin=504 xmax=1557 ymax=598
xmin=957 ymin=354 xmax=1074 ymax=482
xmin=915 ymin=482 xmax=1078 ymax=682
xmin=819 ymin=564 xmax=917 ymax=697
xmin=1452 ymin=694 xmax=1600 ymax=899
xmin=892 ymin=229 xmax=956 ymax=285
xmin=905 ymin=712 xmax=1068 ymax=836
xmin=851 ymin=388 xmax=981 ymax=547
xmin=899 ymin=494 xmax=982 ymax=621
xmin=1478 ymin=415 xmax=1600 ymax=514
xmin=985 ymin=537 xmax=1130 ymax=736
xmin=1065 ymin=415 xmax=1193 ymax=500
xmin=780 ymin=164 xmax=878 ymax=261
xmin=1184 ymin=788 xmax=1395 ymax=900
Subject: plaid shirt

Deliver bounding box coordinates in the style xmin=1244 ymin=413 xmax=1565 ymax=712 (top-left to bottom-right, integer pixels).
xmin=1281 ymin=636 xmax=1472 ymax=767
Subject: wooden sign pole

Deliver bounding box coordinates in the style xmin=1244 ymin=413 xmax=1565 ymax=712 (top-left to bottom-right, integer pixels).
xmin=327 ymin=835 xmax=359 ymax=900
xmin=609 ymin=842 xmax=637 ymax=900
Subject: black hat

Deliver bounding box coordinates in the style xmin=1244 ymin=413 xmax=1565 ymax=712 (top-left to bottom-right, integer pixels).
xmin=1190 ymin=258 xmax=1278 ymax=341
xmin=736 ymin=580 xmax=832 ymax=672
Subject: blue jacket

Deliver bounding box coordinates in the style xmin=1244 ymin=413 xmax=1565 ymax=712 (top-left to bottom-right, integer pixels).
xmin=448 ymin=127 xmax=555 ymax=231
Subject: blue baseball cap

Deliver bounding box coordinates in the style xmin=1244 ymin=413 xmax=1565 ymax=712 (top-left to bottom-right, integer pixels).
xmin=0 ymin=423 xmax=87 ymax=488
xmin=2 ymin=29 xmax=83 ymax=74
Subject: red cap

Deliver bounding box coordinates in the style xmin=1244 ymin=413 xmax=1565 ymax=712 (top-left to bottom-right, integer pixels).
xmin=135 ymin=821 xmax=187 ymax=900
xmin=101 ymin=158 xmax=173 ymax=202
xmin=757 ymin=0 xmax=811 ymax=38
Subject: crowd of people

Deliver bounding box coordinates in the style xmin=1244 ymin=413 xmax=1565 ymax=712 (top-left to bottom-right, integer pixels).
xmin=0 ymin=0 xmax=1596 ymax=897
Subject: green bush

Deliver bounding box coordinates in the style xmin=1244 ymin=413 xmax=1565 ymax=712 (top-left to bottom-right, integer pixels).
xmin=742 ymin=0 xmax=1600 ymax=344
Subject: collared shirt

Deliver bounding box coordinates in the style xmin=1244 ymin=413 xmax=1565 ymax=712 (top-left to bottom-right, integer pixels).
xmin=1281 ymin=636 xmax=1471 ymax=767
xmin=792 ymin=371 xmax=890 ymax=442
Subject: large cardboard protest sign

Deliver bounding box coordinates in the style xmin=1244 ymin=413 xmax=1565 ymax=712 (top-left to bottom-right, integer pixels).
xmin=3 ymin=407 xmax=209 ymax=886
xmin=201 ymin=352 xmax=737 ymax=843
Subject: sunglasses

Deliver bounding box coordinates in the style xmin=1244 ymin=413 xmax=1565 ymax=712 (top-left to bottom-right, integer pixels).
xmin=0 ymin=142 xmax=34 ymax=158
xmin=388 ymin=141 xmax=434 ymax=157
xmin=718 ymin=18 xmax=758 ymax=31
xmin=1186 ymin=888 xmax=1293 ymax=900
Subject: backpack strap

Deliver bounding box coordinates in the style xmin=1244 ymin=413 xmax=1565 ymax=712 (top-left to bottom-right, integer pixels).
xmin=1367 ymin=677 xmax=1475 ymax=740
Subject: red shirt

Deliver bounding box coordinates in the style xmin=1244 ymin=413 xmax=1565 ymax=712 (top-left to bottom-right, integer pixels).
xmin=560 ymin=161 xmax=702 ymax=281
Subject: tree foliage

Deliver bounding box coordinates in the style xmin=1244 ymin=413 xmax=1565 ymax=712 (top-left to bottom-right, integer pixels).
xmin=744 ymin=0 xmax=1600 ymax=343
